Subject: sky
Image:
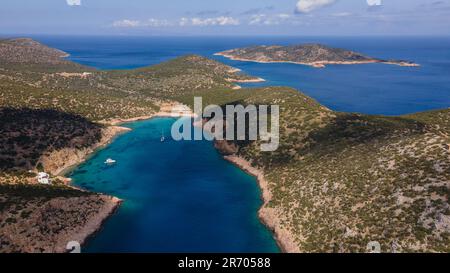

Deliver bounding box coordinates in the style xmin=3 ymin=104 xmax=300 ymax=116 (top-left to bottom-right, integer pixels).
xmin=0 ymin=0 xmax=450 ymax=36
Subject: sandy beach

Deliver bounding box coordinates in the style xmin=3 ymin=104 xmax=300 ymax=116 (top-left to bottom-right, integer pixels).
xmin=225 ymin=77 xmax=266 ymax=83
xmin=101 ymin=115 xmax=156 ymax=126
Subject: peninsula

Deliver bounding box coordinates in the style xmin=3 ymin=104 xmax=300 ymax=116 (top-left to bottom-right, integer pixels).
xmin=215 ymin=44 xmax=420 ymax=68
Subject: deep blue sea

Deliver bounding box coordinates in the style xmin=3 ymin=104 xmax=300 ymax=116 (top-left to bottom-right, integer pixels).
xmin=35 ymin=35 xmax=450 ymax=115
xmin=28 ymin=35 xmax=450 ymax=252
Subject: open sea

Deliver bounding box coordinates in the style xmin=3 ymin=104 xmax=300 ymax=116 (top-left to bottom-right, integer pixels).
xmin=28 ymin=35 xmax=450 ymax=252
xmin=36 ymin=35 xmax=450 ymax=115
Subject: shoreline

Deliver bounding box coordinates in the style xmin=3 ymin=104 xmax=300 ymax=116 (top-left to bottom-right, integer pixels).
xmin=56 ymin=110 xmax=286 ymax=253
xmin=225 ymin=65 xmax=265 ymax=82
xmin=225 ymin=77 xmax=266 ymax=83
xmin=45 ymin=125 xmax=130 ymax=253
xmin=62 ymin=104 xmax=196 ymax=176
xmin=215 ymin=52 xmax=420 ymax=68
xmin=56 ymin=108 xmax=196 ymax=251
xmin=59 ymin=195 xmax=122 ymax=253
xmin=223 ymin=155 xmax=300 ymax=253
xmin=99 ymin=115 xmax=156 ymax=126
xmin=49 ymin=125 xmax=132 ymax=177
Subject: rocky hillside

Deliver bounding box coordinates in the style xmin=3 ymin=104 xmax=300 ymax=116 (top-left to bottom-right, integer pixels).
xmin=0 ymin=108 xmax=103 ymax=173
xmin=0 ymin=38 xmax=67 ymax=64
xmin=189 ymin=87 xmax=450 ymax=252
xmin=216 ymin=44 xmax=419 ymax=68
xmin=0 ymin=38 xmax=89 ymax=72
xmin=0 ymin=183 xmax=120 ymax=253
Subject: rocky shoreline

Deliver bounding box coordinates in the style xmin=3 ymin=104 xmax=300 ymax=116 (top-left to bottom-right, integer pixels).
xmin=55 ymin=195 xmax=122 ymax=253
xmin=0 ymin=184 xmax=123 ymax=253
xmin=43 ymin=125 xmax=132 ymax=176
xmin=215 ymin=52 xmax=420 ymax=68
xmin=34 ymin=125 xmax=131 ymax=252
xmin=49 ymin=107 xmax=196 ymax=252
xmin=223 ymin=155 xmax=300 ymax=253
xmin=67 ymin=115 xmax=291 ymax=253
xmin=39 ymin=106 xmax=285 ymax=253
xmin=192 ymin=116 xmax=295 ymax=252
xmin=51 ymin=104 xmax=195 ymax=178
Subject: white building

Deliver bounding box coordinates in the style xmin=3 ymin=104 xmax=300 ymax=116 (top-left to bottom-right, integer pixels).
xmin=37 ymin=172 xmax=51 ymax=184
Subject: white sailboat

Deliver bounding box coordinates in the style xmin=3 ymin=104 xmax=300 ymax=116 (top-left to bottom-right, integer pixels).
xmin=104 ymin=158 xmax=116 ymax=165
xmin=160 ymin=129 xmax=165 ymax=142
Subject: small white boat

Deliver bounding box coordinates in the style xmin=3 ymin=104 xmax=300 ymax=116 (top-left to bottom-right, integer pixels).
xmin=160 ymin=129 xmax=165 ymax=142
xmin=104 ymin=158 xmax=116 ymax=165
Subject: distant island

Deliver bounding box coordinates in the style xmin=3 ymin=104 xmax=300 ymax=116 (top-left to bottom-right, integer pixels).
xmin=215 ymin=44 xmax=420 ymax=68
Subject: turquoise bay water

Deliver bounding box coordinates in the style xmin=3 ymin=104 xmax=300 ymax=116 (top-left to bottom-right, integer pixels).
xmin=70 ymin=118 xmax=279 ymax=253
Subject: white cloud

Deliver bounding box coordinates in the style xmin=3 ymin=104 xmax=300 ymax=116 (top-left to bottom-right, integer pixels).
xmin=249 ymin=13 xmax=292 ymax=26
xmin=332 ymin=12 xmax=352 ymax=17
xmin=249 ymin=14 xmax=267 ymax=25
xmin=112 ymin=19 xmax=172 ymax=28
xmin=180 ymin=16 xmax=240 ymax=26
xmin=112 ymin=19 xmax=140 ymax=28
xmin=144 ymin=19 xmax=172 ymax=27
xmin=112 ymin=17 xmax=239 ymax=28
xmin=296 ymin=0 xmax=336 ymax=13
xmin=277 ymin=13 xmax=291 ymax=19
xmin=66 ymin=0 xmax=81 ymax=6
xmin=367 ymin=0 xmax=382 ymax=6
